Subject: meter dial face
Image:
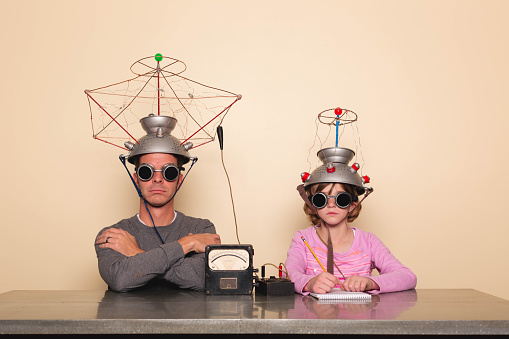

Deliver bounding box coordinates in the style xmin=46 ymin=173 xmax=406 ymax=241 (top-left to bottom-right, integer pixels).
xmin=208 ymin=248 xmax=249 ymax=271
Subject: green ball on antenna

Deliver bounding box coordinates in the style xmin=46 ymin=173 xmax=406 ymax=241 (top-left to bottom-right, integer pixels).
xmin=155 ymin=53 xmax=163 ymax=62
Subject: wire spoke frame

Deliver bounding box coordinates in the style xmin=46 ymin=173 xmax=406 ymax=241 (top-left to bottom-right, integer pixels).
xmin=85 ymin=54 xmax=241 ymax=150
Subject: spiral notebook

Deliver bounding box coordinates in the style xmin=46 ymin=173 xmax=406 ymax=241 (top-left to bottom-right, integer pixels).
xmin=310 ymin=288 xmax=372 ymax=300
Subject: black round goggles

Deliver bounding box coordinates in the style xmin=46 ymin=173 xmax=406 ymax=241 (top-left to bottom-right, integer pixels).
xmin=310 ymin=191 xmax=357 ymax=209
xmin=136 ymin=163 xmax=182 ymax=182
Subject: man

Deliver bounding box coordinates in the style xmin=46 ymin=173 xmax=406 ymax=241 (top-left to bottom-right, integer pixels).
xmin=95 ymin=115 xmax=221 ymax=292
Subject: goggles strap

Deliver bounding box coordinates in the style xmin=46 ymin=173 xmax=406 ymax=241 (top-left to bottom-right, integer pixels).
xmin=315 ymin=226 xmax=346 ymax=280
xmin=143 ymin=199 xmax=164 ymax=243
xmin=296 ymin=184 xmax=317 ymax=214
xmin=326 ymin=226 xmax=334 ymax=275
xmin=120 ymin=155 xmax=164 ymax=244
xmin=346 ymin=187 xmax=374 ymax=218
xmin=120 ymin=155 xmax=143 ymax=199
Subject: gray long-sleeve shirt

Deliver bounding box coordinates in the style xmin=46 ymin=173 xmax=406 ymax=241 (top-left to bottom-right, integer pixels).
xmin=95 ymin=212 xmax=215 ymax=292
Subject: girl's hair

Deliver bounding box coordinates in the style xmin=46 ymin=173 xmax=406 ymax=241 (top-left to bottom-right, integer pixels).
xmin=303 ymin=182 xmax=362 ymax=225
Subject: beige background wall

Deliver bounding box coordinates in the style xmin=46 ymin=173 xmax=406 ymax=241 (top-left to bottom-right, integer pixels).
xmin=1 ymin=0 xmax=508 ymax=300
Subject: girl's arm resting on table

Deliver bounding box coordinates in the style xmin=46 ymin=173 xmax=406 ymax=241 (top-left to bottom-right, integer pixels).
xmin=340 ymin=275 xmax=380 ymax=292
xmin=368 ymin=234 xmax=417 ymax=293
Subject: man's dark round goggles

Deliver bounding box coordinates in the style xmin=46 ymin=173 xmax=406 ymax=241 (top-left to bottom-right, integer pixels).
xmin=310 ymin=191 xmax=358 ymax=209
xmin=136 ymin=163 xmax=183 ymax=182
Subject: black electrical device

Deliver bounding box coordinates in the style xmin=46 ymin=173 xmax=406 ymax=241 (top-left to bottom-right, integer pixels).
xmin=255 ymin=265 xmax=295 ymax=296
xmin=255 ymin=276 xmax=295 ymax=296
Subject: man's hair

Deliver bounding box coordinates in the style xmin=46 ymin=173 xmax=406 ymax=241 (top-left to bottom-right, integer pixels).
xmin=303 ymin=182 xmax=362 ymax=225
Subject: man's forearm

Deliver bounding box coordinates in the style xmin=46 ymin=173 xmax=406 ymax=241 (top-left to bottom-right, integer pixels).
xmin=162 ymin=252 xmax=207 ymax=290
xmin=97 ymin=241 xmax=185 ymax=292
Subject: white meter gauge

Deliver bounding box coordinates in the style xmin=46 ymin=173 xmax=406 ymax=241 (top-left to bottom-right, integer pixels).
xmin=208 ymin=248 xmax=250 ymax=271
xmin=205 ymin=244 xmax=254 ymax=295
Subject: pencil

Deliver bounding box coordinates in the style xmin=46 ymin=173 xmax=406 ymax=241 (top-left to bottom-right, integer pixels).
xmin=301 ymin=236 xmax=326 ymax=272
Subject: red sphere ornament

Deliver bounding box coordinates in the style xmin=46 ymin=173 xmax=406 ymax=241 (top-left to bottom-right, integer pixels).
xmin=334 ymin=107 xmax=342 ymax=115
xmin=326 ymin=163 xmax=335 ymax=173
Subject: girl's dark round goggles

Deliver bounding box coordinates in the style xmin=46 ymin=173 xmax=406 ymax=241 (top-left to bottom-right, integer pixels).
xmin=310 ymin=191 xmax=357 ymax=209
xmin=135 ymin=163 xmax=183 ymax=182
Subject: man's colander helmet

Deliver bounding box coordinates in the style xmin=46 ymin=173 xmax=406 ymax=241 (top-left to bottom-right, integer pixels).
xmin=124 ymin=114 xmax=193 ymax=165
xmin=301 ymin=147 xmax=369 ymax=195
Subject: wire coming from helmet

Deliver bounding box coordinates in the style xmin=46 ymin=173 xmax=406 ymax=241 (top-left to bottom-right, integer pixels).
xmin=119 ymin=154 xmax=198 ymax=244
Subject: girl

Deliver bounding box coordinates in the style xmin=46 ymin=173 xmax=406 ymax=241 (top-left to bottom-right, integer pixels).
xmin=286 ymin=147 xmax=417 ymax=295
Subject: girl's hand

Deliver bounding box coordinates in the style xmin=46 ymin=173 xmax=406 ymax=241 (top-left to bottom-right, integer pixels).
xmin=304 ymin=272 xmax=339 ymax=294
xmin=340 ymin=275 xmax=379 ymax=292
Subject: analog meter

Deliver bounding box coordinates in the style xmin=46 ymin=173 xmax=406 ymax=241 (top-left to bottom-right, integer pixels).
xmin=205 ymin=244 xmax=254 ymax=295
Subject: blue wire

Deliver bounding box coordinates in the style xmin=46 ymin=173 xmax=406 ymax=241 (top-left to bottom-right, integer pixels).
xmin=335 ymin=118 xmax=339 ymax=147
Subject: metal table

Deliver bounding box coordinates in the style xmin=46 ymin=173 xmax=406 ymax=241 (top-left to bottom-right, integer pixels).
xmin=1 ymin=289 xmax=508 ymax=335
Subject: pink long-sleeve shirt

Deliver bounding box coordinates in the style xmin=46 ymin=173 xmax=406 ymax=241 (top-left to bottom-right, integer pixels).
xmin=285 ymin=226 xmax=417 ymax=295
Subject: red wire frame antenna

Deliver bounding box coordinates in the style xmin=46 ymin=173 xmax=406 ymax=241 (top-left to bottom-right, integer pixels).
xmin=85 ymin=54 xmax=241 ymax=150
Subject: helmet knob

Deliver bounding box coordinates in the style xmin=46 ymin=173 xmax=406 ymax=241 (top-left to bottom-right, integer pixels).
xmin=182 ymin=141 xmax=193 ymax=151
xmin=124 ymin=141 xmax=135 ymax=150
xmin=301 ymin=172 xmax=311 ymax=182
xmin=326 ymin=162 xmax=335 ymax=173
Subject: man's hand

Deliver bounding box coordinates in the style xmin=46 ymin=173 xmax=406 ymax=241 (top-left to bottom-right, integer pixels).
xmin=303 ymin=272 xmax=339 ymax=294
xmin=178 ymin=233 xmax=221 ymax=254
xmin=339 ymin=275 xmax=379 ymax=292
xmin=96 ymin=228 xmax=145 ymax=257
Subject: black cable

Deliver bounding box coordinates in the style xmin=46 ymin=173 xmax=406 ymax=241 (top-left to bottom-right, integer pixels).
xmin=119 ymin=155 xmax=198 ymax=244
xmin=217 ymin=126 xmax=240 ymax=244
